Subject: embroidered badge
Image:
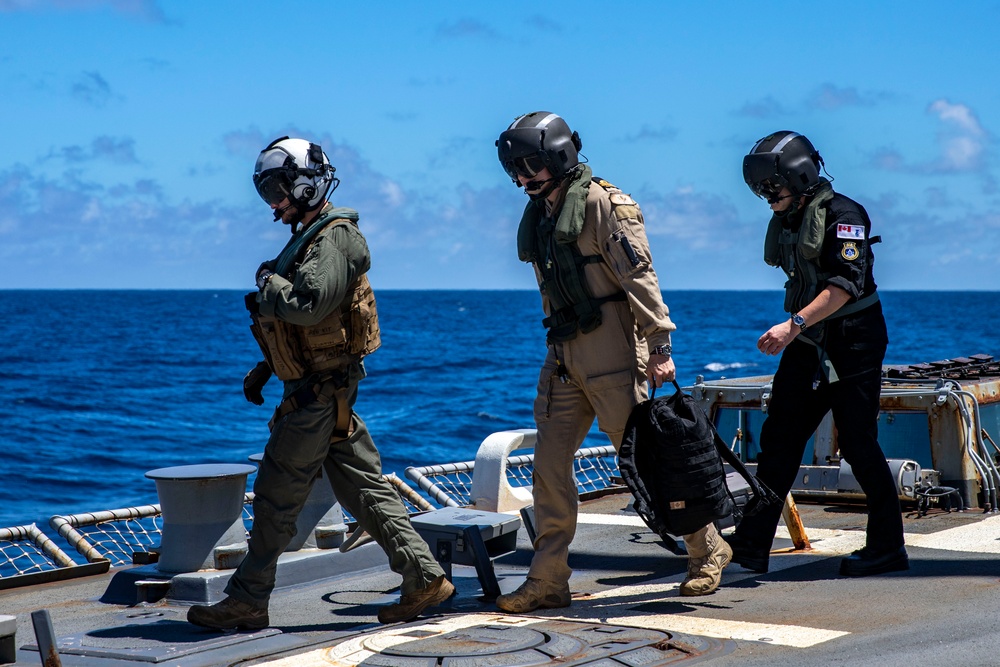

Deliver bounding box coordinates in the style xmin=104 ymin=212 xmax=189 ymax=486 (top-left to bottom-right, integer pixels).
xmin=841 ymin=242 xmax=860 ymax=261
xmin=837 ymin=223 xmax=865 ymax=239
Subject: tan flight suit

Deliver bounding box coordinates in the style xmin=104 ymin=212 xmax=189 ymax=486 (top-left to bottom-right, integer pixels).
xmin=526 ymin=177 xmax=722 ymax=585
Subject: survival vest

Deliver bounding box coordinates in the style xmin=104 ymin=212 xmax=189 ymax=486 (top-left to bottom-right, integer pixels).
xmin=516 ymin=167 xmax=635 ymax=343
xmin=619 ymin=382 xmax=780 ymax=544
xmin=764 ymin=184 xmax=881 ymax=324
xmin=248 ymin=213 xmax=381 ymax=382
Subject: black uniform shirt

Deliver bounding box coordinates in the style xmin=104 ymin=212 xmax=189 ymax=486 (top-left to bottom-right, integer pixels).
xmin=817 ymin=193 xmax=878 ymax=302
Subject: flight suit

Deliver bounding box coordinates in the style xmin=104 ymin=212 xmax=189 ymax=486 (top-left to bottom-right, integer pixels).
xmin=524 ymin=173 xmax=721 ymax=586
xmin=225 ymin=204 xmax=444 ymax=605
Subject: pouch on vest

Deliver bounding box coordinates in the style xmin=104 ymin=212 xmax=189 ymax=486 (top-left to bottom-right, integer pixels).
xmin=619 ymin=381 xmax=780 ymax=547
xmin=247 ymin=292 xmax=308 ymax=382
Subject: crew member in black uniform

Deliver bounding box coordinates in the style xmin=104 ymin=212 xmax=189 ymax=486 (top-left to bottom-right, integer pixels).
xmin=731 ymin=130 xmax=908 ymax=577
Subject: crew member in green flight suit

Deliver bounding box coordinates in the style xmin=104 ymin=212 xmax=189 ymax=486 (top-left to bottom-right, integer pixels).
xmin=187 ymin=137 xmax=452 ymax=630
xmin=493 ymin=112 xmax=733 ymax=612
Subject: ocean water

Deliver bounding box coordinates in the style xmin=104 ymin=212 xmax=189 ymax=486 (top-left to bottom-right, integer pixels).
xmin=1 ymin=289 xmax=998 ymax=527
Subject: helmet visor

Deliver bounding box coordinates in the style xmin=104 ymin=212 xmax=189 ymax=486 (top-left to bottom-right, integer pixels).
xmin=253 ymin=169 xmax=292 ymax=205
xmin=742 ymin=153 xmax=784 ymax=198
xmin=502 ymin=154 xmax=547 ymax=180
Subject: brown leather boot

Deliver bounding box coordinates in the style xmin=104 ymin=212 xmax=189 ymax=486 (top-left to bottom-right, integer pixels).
xmin=496 ymin=577 xmax=571 ymax=613
xmin=377 ymin=575 xmax=456 ymax=624
xmin=680 ymin=537 xmax=733 ymax=596
xmin=187 ymin=596 xmax=269 ymax=630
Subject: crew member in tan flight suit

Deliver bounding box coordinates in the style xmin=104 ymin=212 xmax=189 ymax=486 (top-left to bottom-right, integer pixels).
xmin=187 ymin=137 xmax=452 ymax=630
xmin=494 ymin=112 xmax=732 ymax=612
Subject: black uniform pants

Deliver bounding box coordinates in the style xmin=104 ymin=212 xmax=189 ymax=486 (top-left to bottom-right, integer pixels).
xmin=735 ymin=305 xmax=904 ymax=554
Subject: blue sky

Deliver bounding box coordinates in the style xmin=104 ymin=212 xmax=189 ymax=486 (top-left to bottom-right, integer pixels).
xmin=2 ymin=1 xmax=998 ymax=290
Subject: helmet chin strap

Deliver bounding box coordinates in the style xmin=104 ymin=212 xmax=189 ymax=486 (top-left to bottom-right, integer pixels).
xmin=274 ymin=201 xmax=308 ymax=233
xmin=524 ymin=175 xmax=559 ymax=201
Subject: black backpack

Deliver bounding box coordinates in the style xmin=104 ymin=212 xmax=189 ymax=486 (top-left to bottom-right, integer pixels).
xmin=619 ymin=381 xmax=779 ymax=553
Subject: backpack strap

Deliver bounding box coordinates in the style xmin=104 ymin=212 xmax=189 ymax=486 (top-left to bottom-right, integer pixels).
xmin=664 ymin=381 xmax=782 ymax=519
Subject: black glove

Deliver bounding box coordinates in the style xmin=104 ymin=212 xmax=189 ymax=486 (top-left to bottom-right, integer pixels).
xmin=243 ymin=361 xmax=272 ymax=406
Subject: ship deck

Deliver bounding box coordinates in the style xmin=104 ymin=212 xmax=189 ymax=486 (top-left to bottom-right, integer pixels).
xmin=3 ymin=489 xmax=999 ymax=666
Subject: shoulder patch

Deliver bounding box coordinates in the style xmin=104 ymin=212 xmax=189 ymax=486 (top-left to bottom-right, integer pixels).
xmin=836 ymin=223 xmax=865 ymax=240
xmin=609 ymin=192 xmax=635 ymax=206
xmin=841 ymin=242 xmax=860 ymax=261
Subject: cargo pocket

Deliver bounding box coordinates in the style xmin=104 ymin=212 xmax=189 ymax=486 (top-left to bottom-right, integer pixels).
xmin=533 ymin=363 xmax=558 ymax=422
xmin=585 ymin=368 xmax=640 ymax=438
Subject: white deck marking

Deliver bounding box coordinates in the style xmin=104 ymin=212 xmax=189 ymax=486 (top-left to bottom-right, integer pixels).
xmin=774 ymin=514 xmax=1000 ymax=553
xmin=560 ymin=508 xmax=1000 ymax=649
xmin=900 ymin=513 xmax=1000 ymax=552
xmin=582 ymin=613 xmax=850 ymax=648
xmin=569 ymin=563 xmax=851 ymax=647
xmin=577 ymin=512 xmax=648 ymax=527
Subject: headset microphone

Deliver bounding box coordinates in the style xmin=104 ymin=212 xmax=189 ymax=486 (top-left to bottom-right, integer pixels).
xmin=273 ymin=203 xmax=292 ymax=222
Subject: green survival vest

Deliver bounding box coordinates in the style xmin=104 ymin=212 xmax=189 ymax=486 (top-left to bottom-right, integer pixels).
xmin=516 ymin=165 xmax=632 ymax=343
xmin=763 ymin=181 xmax=835 ymax=314
xmin=763 ymin=181 xmax=880 ymax=320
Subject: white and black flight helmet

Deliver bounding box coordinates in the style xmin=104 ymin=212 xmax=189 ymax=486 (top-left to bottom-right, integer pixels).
xmin=496 ymin=111 xmax=582 ymax=185
xmin=253 ymin=136 xmax=339 ymax=215
xmin=743 ymin=131 xmax=825 ymax=202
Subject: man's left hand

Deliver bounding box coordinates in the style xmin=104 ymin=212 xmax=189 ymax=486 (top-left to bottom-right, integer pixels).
xmin=646 ymin=353 xmax=676 ymax=389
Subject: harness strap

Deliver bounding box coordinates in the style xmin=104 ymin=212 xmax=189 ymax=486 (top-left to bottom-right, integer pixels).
xmin=826 ymin=290 xmax=879 ymax=321
xmin=268 ymin=375 xmax=355 ymax=440
xmin=541 ymin=290 xmax=628 ymax=330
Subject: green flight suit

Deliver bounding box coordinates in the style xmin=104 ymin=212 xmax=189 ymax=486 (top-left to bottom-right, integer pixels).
xmin=225 ymin=204 xmax=443 ymax=605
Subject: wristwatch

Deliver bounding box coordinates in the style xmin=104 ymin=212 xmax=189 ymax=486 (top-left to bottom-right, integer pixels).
xmin=256 ymin=270 xmax=275 ymax=290
xmin=652 ymin=344 xmax=672 ymax=359
xmin=792 ymin=313 xmax=808 ymax=331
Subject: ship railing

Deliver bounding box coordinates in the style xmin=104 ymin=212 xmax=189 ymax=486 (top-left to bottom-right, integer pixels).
xmin=0 ymin=523 xmax=109 ymax=589
xmin=1 ymin=447 xmax=608 ymax=588
xmin=405 ymin=437 xmax=621 ymax=511
xmin=48 ymin=497 xmax=257 ymax=568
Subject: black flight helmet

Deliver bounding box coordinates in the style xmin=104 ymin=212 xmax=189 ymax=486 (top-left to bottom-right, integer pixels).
xmin=743 ymin=131 xmax=824 ymax=202
xmin=496 ymin=111 xmax=582 ymax=183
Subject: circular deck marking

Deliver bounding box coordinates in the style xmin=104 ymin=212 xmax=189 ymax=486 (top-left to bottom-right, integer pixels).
xmin=254 ymin=614 xmax=731 ymax=666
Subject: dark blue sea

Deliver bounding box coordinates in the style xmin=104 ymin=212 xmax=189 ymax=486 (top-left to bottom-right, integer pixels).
xmin=2 ymin=290 xmax=997 ymax=528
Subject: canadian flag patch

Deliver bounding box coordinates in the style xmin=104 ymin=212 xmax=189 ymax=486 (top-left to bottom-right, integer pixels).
xmin=837 ymin=224 xmax=865 ymax=239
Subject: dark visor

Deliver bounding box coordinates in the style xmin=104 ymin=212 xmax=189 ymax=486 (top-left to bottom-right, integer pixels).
xmin=253 ymin=169 xmax=292 ymax=205
xmin=503 ymin=154 xmax=547 ymax=180
xmin=742 ymin=153 xmax=784 ymax=197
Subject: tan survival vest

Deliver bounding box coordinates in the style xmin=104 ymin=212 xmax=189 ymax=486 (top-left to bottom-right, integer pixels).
xmin=249 ymin=219 xmax=382 ymax=382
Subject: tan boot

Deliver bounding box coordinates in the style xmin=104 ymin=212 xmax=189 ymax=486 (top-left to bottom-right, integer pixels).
xmin=496 ymin=577 xmax=571 ymax=613
xmin=680 ymin=537 xmax=733 ymax=596
xmin=187 ymin=596 xmax=269 ymax=631
xmin=378 ymin=575 xmax=456 ymax=624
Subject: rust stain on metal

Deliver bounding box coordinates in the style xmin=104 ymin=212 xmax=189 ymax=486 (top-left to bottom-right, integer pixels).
xmin=43 ymin=646 xmax=62 ymax=667
xmin=781 ymin=493 xmax=812 ymax=551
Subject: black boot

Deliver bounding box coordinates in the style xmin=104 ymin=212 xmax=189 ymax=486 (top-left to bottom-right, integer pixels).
xmin=840 ymin=546 xmax=909 ymax=577
xmin=188 ymin=596 xmax=269 ymax=631
xmin=726 ymin=533 xmax=770 ymax=573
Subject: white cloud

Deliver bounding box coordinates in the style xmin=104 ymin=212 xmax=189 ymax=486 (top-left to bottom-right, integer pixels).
xmin=928 ymin=99 xmax=988 ymax=172
xmin=636 ymin=185 xmax=752 ymax=250
xmin=871 ymin=99 xmax=990 ymax=174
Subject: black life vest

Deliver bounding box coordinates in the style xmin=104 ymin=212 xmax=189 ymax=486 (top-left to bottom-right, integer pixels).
xmin=619 ymin=383 xmax=780 ymax=546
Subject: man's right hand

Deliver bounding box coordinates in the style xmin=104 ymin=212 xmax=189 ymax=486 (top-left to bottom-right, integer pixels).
xmin=243 ymin=361 xmax=272 ymax=405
